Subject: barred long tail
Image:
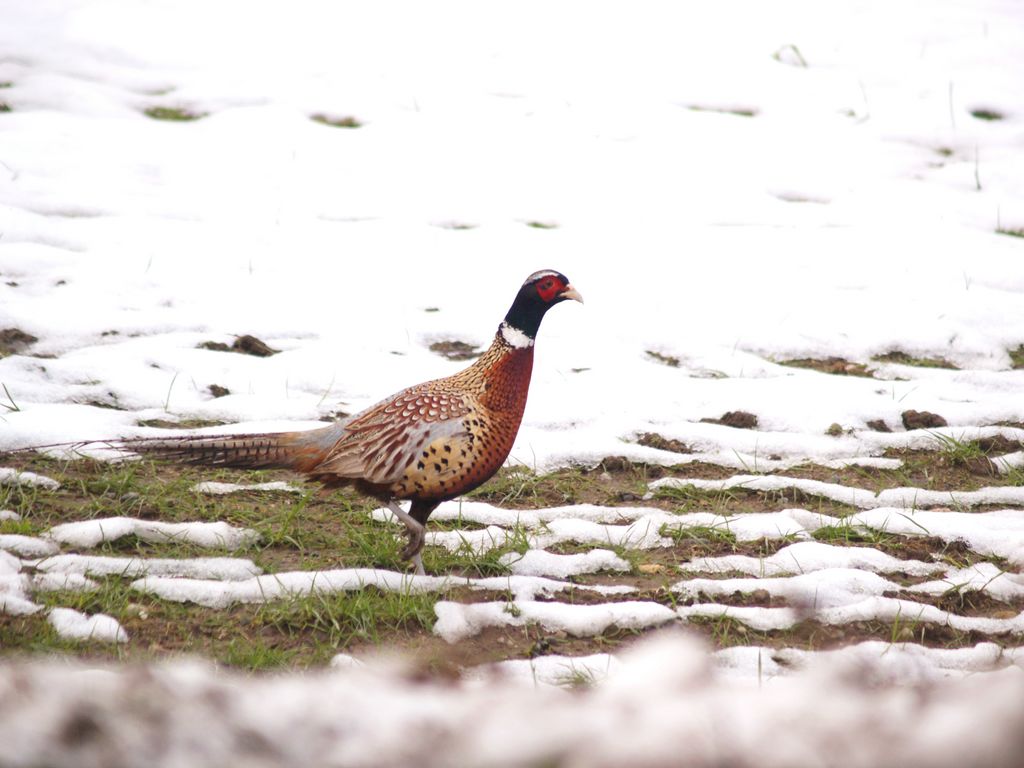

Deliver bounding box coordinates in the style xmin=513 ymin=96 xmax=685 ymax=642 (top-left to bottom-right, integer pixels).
xmin=117 ymin=424 xmax=342 ymax=473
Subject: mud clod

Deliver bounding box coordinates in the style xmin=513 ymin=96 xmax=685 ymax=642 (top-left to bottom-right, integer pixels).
xmin=199 ymin=335 xmax=279 ymax=357
xmin=901 ymin=410 xmax=948 ymax=430
xmin=636 ymin=433 xmax=691 ymax=454
xmin=702 ymin=411 xmax=758 ymax=430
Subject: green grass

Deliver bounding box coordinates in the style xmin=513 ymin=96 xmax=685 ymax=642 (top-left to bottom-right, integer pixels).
xmin=467 ymin=466 xmax=596 ymax=508
xmin=929 ymin=433 xmax=988 ymax=465
xmin=311 ymin=113 xmax=362 ymax=128
xmin=660 ymin=523 xmax=739 ymax=550
xmin=253 ymin=587 xmax=436 ymax=648
xmin=652 ymin=483 xmax=738 ymax=512
xmin=1009 ymin=345 xmax=1024 ymax=369
xmin=645 ymin=350 xmax=681 ymax=367
xmin=144 ymin=106 xmax=206 ymax=121
xmin=872 ymin=350 xmax=958 ymax=369
xmin=811 ymin=518 xmax=903 ymax=546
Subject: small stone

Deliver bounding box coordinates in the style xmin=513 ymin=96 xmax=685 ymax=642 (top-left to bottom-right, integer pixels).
xmin=825 ymin=423 xmax=843 ymax=437
xmin=209 ymin=384 xmax=231 ymax=398
xmin=866 ymin=419 xmax=892 ymax=433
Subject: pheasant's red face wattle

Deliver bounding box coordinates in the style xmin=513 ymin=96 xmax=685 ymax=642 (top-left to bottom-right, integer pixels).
xmin=536 ymin=276 xmax=565 ymax=303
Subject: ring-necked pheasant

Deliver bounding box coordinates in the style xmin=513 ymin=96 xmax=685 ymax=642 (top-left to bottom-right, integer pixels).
xmin=116 ymin=270 xmax=582 ymax=574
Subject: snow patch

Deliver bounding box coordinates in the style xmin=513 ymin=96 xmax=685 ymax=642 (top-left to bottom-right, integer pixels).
xmin=47 ymin=607 xmax=128 ymax=643
xmin=0 ymin=468 xmax=59 ymax=490
xmin=0 ymin=534 xmax=60 ymax=558
xmin=29 ymin=554 xmax=262 ymax=580
xmin=433 ymin=600 xmax=677 ymax=643
xmin=680 ymin=541 xmax=946 ymax=578
xmin=192 ymin=481 xmax=302 ymax=495
xmin=499 ymin=548 xmax=630 ymax=578
xmin=45 ymin=517 xmax=260 ymax=550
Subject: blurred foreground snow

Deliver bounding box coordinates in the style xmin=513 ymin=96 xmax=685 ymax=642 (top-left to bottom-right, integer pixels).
xmin=2 ymin=632 xmax=1023 ymax=768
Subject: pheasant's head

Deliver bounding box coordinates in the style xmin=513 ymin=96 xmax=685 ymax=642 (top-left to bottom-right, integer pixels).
xmin=502 ymin=270 xmax=583 ymax=344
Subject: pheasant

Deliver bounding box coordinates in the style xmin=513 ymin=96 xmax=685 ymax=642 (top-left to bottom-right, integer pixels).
xmin=116 ymin=270 xmax=582 ymax=574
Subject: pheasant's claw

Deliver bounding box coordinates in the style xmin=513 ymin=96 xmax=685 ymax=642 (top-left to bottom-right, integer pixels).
xmin=401 ymin=525 xmax=425 ymax=561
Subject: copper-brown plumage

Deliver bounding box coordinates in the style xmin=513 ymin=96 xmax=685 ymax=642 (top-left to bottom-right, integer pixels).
xmin=119 ymin=270 xmax=582 ymax=573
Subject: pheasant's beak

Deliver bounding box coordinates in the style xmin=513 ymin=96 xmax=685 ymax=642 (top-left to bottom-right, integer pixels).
xmin=559 ymin=285 xmax=584 ymax=304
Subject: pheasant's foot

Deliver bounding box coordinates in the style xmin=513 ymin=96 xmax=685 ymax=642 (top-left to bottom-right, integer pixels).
xmin=387 ymin=500 xmax=426 ymax=565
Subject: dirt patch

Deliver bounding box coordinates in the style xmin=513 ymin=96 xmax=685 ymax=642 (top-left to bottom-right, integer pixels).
xmin=0 ymin=327 xmax=38 ymax=356
xmin=310 ymin=113 xmax=362 ymax=128
xmin=865 ymin=419 xmax=892 ymax=433
xmin=875 ymin=351 xmax=958 ymax=369
xmin=785 ymin=449 xmax=1020 ymax=494
xmin=429 ymin=340 xmax=479 ymax=361
xmin=199 ymin=335 xmax=279 ymax=357
xmin=208 ymin=384 xmax=230 ymax=398
xmin=778 ymin=357 xmax=873 ymax=377
xmin=645 ymin=350 xmax=680 ymax=367
xmin=701 ymin=411 xmax=758 ymax=430
xmin=635 ymin=433 xmax=691 ymax=454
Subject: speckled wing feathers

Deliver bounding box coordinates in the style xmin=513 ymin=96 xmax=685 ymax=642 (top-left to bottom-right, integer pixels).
xmin=311 ymin=386 xmax=474 ymax=486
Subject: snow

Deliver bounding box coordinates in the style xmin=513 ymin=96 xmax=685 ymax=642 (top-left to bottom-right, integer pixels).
xmin=45 ymin=517 xmax=260 ymax=550
xmin=131 ymin=568 xmax=633 ymax=609
xmin=192 ymin=481 xmax=302 ymax=495
xmin=499 ymin=548 xmax=631 ymax=578
xmin=0 ymin=468 xmax=59 ymax=490
xmin=28 ymin=554 xmax=262 ymax=580
xmin=3 ymin=634 xmax=1023 ymax=768
xmin=466 ymin=653 xmax=622 ymax=688
xmin=910 ymin=562 xmax=1024 ymax=601
xmin=46 ymin=607 xmax=128 ymax=643
xmin=680 ymin=540 xmax=946 ymax=578
xmin=433 ymin=600 xmax=678 ymax=643
xmin=0 ymin=534 xmax=59 ymax=558
xmin=678 ymin=596 xmax=1024 ymax=636
xmin=31 ymin=572 xmax=98 ymax=593
xmin=650 ymin=474 xmax=1024 ymax=510
xmin=675 ymin=568 xmax=900 ymax=610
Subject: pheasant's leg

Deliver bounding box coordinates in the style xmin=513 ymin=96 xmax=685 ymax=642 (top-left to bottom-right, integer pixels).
xmin=386 ymin=500 xmax=426 ymax=575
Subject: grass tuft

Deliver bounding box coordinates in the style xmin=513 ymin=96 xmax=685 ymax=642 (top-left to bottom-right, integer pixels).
xmin=872 ymin=350 xmax=957 ymax=369
xmin=144 ymin=106 xmax=206 ymax=121
xmin=311 ymin=113 xmax=362 ymax=128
